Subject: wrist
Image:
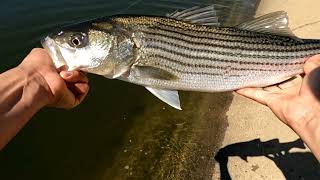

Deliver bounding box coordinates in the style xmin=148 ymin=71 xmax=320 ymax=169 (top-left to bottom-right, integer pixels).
xmin=15 ymin=65 xmax=54 ymax=110
xmin=290 ymin=110 xmax=320 ymax=160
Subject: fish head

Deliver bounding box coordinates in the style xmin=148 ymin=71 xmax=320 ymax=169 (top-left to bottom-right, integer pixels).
xmin=42 ymin=20 xmax=136 ymax=78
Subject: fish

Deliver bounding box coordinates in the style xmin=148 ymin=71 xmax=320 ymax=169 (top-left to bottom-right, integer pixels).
xmin=41 ymin=5 xmax=320 ymax=110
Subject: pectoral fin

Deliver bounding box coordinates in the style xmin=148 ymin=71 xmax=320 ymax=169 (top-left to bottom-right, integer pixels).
xmin=132 ymin=65 xmax=178 ymax=80
xmin=146 ymin=87 xmax=182 ymax=110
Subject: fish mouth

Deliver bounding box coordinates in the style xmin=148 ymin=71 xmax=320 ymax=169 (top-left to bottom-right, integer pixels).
xmin=41 ymin=36 xmax=68 ymax=69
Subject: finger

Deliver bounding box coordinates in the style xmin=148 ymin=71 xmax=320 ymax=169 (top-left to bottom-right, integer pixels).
xmin=301 ymin=66 xmax=320 ymax=100
xmin=236 ymin=88 xmax=271 ymax=105
xmin=278 ymin=75 xmax=302 ymax=90
xmin=80 ymin=71 xmax=87 ymax=75
xmin=75 ymin=83 xmax=89 ymax=95
xmin=57 ymin=65 xmax=68 ymax=72
xmin=50 ymin=86 xmax=77 ymax=109
xmin=60 ymin=71 xmax=88 ymax=83
xmin=60 ymin=90 xmax=77 ymax=109
xmin=67 ymin=83 xmax=89 ymax=106
xmin=68 ymin=83 xmax=89 ymax=96
xmin=74 ymin=83 xmax=90 ymax=103
xmin=304 ymin=55 xmax=320 ymax=74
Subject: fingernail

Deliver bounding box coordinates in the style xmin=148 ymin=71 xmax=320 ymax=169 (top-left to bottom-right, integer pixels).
xmin=61 ymin=71 xmax=73 ymax=78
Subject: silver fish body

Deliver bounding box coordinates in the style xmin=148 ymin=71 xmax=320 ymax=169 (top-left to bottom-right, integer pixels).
xmin=113 ymin=16 xmax=320 ymax=91
xmin=41 ymin=7 xmax=320 ymax=109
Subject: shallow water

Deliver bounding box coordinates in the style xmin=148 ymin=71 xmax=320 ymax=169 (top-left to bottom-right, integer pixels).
xmin=0 ymin=0 xmax=259 ymax=179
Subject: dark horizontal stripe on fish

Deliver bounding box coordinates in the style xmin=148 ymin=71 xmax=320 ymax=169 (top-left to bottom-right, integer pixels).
xmin=144 ymin=44 xmax=305 ymax=67
xmin=155 ymin=21 xmax=286 ymax=39
xmin=118 ymin=16 xmax=291 ymax=40
xmin=150 ymin=61 xmax=241 ymax=77
xmin=114 ymin=16 xmax=283 ymax=44
xmin=148 ymin=19 xmax=311 ymax=44
xmin=115 ymin=16 xmax=320 ymax=50
xmin=142 ymin=25 xmax=277 ymax=45
xmin=145 ymin=24 xmax=320 ymax=47
xmin=142 ymin=30 xmax=320 ymax=53
xmin=115 ymin=16 xmax=320 ymax=52
xmin=149 ymin=54 xmax=302 ymax=73
xmin=145 ymin=38 xmax=309 ymax=60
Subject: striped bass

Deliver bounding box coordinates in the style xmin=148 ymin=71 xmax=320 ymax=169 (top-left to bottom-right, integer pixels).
xmin=41 ymin=6 xmax=320 ymax=109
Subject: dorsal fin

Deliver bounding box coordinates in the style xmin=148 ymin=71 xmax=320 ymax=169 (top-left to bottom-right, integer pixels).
xmin=167 ymin=5 xmax=220 ymax=26
xmin=236 ymin=11 xmax=297 ymax=38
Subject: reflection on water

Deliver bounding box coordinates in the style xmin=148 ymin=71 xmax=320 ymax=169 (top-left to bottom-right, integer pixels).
xmin=0 ymin=0 xmax=259 ymax=179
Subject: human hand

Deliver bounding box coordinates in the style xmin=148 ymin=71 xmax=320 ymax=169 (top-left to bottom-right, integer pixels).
xmin=236 ymin=55 xmax=320 ymax=159
xmin=236 ymin=55 xmax=320 ymax=128
xmin=18 ymin=48 xmax=89 ymax=109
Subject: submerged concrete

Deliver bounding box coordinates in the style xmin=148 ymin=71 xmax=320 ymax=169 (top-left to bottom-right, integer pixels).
xmin=102 ymin=92 xmax=233 ymax=180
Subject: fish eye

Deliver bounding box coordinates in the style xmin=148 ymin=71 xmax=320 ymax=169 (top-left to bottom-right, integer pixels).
xmin=72 ymin=37 xmax=80 ymax=46
xmin=69 ymin=33 xmax=87 ymax=48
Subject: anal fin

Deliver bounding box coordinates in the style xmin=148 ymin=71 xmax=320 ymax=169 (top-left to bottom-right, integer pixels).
xmin=146 ymin=87 xmax=182 ymax=110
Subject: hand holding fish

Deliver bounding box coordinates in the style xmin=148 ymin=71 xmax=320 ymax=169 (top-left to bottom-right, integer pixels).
xmin=19 ymin=48 xmax=90 ymax=109
xmin=237 ymin=55 xmax=320 ymax=160
xmin=0 ymin=48 xmax=89 ymax=149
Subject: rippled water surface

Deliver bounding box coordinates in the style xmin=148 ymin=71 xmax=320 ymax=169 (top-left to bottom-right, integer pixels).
xmin=0 ymin=0 xmax=259 ymax=179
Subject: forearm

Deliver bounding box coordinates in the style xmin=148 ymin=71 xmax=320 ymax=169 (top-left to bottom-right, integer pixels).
xmin=0 ymin=67 xmax=51 ymax=149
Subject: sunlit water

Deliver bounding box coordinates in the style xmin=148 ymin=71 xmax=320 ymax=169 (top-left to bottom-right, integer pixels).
xmin=0 ymin=0 xmax=256 ymax=179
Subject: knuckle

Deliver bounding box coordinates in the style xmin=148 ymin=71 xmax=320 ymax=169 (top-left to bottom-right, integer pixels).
xmin=30 ymin=48 xmax=50 ymax=59
xmin=31 ymin=48 xmax=45 ymax=54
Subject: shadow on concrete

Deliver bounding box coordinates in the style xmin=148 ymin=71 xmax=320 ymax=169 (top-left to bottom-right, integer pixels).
xmin=215 ymin=138 xmax=320 ymax=180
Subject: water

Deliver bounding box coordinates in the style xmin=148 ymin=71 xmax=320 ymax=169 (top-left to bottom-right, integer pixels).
xmin=0 ymin=0 xmax=209 ymax=70
xmin=0 ymin=0 xmax=259 ymax=179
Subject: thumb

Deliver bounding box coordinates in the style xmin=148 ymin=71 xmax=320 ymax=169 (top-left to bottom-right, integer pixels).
xmin=236 ymin=88 xmax=271 ymax=106
xmin=60 ymin=71 xmax=88 ymax=83
xmin=304 ymin=55 xmax=320 ymax=75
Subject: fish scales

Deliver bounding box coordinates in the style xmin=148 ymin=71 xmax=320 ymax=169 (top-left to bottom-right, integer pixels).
xmin=110 ymin=16 xmax=320 ymax=91
xmin=41 ymin=9 xmax=320 ymax=109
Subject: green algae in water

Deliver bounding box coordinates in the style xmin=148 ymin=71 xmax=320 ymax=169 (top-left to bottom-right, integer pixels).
xmin=103 ymin=92 xmax=233 ymax=179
